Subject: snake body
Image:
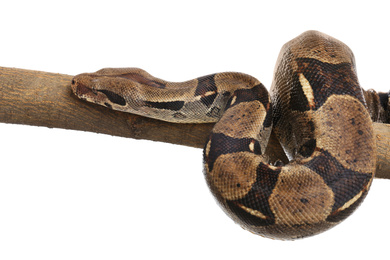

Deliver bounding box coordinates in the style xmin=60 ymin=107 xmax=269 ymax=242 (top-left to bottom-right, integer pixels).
xmin=71 ymin=31 xmax=384 ymax=240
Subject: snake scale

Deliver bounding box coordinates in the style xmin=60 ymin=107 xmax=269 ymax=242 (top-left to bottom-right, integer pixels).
xmin=71 ymin=31 xmax=389 ymax=240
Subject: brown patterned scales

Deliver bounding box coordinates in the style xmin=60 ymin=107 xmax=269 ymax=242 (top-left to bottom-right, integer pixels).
xmin=72 ymin=31 xmax=382 ymax=240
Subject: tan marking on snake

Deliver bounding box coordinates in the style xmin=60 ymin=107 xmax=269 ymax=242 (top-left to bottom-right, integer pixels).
xmin=230 ymin=95 xmax=237 ymax=106
xmin=299 ymin=73 xmax=315 ymax=108
xmin=269 ymin=164 xmax=334 ymax=226
xmin=315 ymin=95 xmax=376 ymax=173
xmin=249 ymin=140 xmax=256 ymax=152
xmin=212 ymin=101 xmax=266 ymax=139
xmin=210 ymin=152 xmax=261 ymax=200
xmin=238 ymin=204 xmax=268 ymax=220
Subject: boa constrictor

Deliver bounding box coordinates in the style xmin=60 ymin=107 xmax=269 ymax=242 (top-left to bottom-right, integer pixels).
xmin=71 ymin=31 xmax=389 ymax=240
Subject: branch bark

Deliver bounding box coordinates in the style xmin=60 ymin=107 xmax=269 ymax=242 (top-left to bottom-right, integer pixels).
xmin=375 ymin=122 xmax=390 ymax=179
xmin=0 ymin=66 xmax=388 ymax=178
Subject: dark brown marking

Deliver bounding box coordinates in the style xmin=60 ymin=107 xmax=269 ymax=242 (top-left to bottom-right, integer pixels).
xmin=298 ymin=139 xmax=317 ymax=157
xmin=144 ymin=100 xmax=185 ymax=111
xmin=300 ymin=198 xmax=309 ymax=204
xmin=226 ymin=84 xmax=272 ymax=127
xmin=226 ymin=163 xmax=281 ymax=226
xmin=378 ymin=91 xmax=389 ymax=114
xmin=305 ymin=149 xmax=372 ymax=219
xmin=205 ymin=133 xmax=262 ymax=172
xmin=249 ymin=139 xmax=261 ymax=154
xmin=227 ymin=84 xmax=269 ymax=108
xmin=291 ymin=58 xmax=365 ymax=112
xmin=97 ymin=89 xmax=126 ymax=106
xmin=289 ymin=74 xmax=310 ymax=112
xmin=263 ymin=103 xmax=273 ymax=128
xmin=195 ymin=74 xmax=218 ymax=107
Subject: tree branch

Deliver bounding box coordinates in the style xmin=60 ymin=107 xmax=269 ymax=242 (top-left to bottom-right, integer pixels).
xmin=375 ymin=122 xmax=390 ymax=179
xmin=0 ymin=66 xmax=388 ymax=178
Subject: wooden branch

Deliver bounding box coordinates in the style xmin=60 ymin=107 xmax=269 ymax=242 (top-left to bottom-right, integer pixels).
xmin=374 ymin=122 xmax=390 ymax=179
xmin=0 ymin=66 xmax=388 ymax=179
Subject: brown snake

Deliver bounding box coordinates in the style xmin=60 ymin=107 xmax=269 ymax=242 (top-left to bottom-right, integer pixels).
xmin=71 ymin=31 xmax=389 ymax=240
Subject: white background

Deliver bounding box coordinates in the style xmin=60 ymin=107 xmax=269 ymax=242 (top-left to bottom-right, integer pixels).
xmin=1 ymin=1 xmax=389 ymax=259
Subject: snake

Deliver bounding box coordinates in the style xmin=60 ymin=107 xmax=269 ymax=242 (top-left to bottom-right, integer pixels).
xmin=71 ymin=31 xmax=389 ymax=240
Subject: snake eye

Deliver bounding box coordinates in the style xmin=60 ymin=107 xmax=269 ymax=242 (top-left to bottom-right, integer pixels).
xmin=71 ymin=79 xmax=75 ymax=85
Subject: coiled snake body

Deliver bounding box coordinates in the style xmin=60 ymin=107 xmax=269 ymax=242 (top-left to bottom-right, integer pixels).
xmin=71 ymin=31 xmax=387 ymax=240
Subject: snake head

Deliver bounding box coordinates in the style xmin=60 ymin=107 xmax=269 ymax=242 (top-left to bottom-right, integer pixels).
xmin=71 ymin=69 xmax=143 ymax=111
